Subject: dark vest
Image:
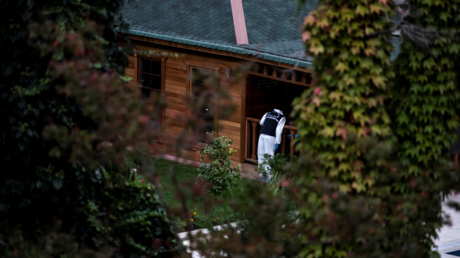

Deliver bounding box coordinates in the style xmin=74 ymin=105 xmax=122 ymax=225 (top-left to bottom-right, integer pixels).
xmin=260 ymin=111 xmax=284 ymax=137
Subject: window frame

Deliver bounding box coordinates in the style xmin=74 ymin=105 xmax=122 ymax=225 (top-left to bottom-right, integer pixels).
xmin=188 ymin=66 xmax=219 ymax=145
xmin=138 ymin=57 xmax=164 ymax=98
xmin=137 ymin=56 xmax=167 ymax=137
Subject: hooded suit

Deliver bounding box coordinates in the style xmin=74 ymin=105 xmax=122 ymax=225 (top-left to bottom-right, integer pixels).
xmin=258 ymin=109 xmax=286 ymax=178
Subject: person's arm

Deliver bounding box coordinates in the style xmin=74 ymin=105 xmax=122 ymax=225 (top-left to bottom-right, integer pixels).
xmin=260 ymin=113 xmax=267 ymax=126
xmin=275 ymin=117 xmax=286 ymax=144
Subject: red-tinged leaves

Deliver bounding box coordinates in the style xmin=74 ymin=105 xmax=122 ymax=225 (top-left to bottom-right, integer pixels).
xmin=304 ymin=14 xmax=316 ymax=26
xmin=302 ymin=31 xmax=311 ymax=42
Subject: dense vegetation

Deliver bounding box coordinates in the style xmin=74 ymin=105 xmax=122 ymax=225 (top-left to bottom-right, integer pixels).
xmin=2 ymin=0 xmax=460 ymax=257
xmin=0 ymin=1 xmax=176 ymax=256
xmin=192 ymin=1 xmax=460 ymax=257
xmin=387 ymin=0 xmax=460 ymax=255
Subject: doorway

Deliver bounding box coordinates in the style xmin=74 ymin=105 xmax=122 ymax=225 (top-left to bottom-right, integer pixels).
xmin=244 ymin=74 xmax=308 ymax=164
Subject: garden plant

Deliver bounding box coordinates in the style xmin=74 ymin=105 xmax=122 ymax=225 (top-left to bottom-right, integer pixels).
xmin=197 ymin=132 xmax=242 ymax=196
xmin=2 ymin=0 xmax=460 ymax=257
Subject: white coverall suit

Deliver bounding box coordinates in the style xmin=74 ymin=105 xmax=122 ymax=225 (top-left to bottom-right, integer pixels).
xmin=258 ymin=109 xmax=286 ymax=178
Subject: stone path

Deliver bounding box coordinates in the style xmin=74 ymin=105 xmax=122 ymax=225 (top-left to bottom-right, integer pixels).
xmin=241 ymin=163 xmax=259 ymax=180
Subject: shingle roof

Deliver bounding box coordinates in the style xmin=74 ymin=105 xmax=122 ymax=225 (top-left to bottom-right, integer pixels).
xmin=123 ymin=0 xmax=237 ymax=45
xmin=122 ymin=0 xmax=402 ymax=66
xmin=242 ymin=0 xmax=314 ymax=44
xmin=244 ymin=40 xmax=311 ymax=61
xmin=122 ymin=0 xmax=315 ymax=66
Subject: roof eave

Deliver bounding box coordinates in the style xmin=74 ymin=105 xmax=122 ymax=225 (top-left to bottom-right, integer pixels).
xmin=122 ymin=28 xmax=311 ymax=68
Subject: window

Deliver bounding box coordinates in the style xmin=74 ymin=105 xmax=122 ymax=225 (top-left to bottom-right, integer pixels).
xmin=139 ymin=58 xmax=162 ymax=98
xmin=191 ymin=68 xmax=217 ymax=143
xmin=137 ymin=57 xmax=165 ymax=136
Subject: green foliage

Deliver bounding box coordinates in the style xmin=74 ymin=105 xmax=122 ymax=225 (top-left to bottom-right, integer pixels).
xmin=285 ymin=0 xmax=460 ymax=256
xmin=77 ymin=167 xmax=176 ymax=256
xmin=288 ymin=0 xmax=452 ymax=256
xmin=257 ymin=153 xmax=296 ymax=180
xmin=294 ymin=0 xmax=395 ymax=174
xmin=197 ymin=132 xmax=241 ymax=195
xmin=0 ymin=229 xmax=113 ymax=258
xmin=386 ymin=0 xmax=460 ymax=256
xmin=0 ymin=0 xmax=176 ymax=256
xmin=146 ymin=158 xmax=244 ymax=231
xmin=390 ymin=0 xmax=460 ymax=170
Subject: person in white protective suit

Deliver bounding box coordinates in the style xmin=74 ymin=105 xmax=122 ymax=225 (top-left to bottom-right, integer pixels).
xmin=258 ymin=108 xmax=286 ymax=181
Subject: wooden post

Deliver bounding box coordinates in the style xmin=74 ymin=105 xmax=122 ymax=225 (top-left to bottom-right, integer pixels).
xmin=245 ymin=119 xmax=249 ymax=160
xmin=251 ymin=121 xmax=257 ymax=159
xmin=290 ymin=129 xmax=295 ymax=158
xmin=281 ymin=129 xmax=286 ymax=154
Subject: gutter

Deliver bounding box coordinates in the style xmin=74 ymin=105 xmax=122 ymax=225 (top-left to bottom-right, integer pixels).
xmin=121 ymin=28 xmax=312 ymax=68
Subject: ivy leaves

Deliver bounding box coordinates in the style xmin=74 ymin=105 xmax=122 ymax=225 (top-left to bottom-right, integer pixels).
xmin=295 ymin=0 xmax=394 ymax=175
xmin=391 ymin=0 xmax=460 ymax=169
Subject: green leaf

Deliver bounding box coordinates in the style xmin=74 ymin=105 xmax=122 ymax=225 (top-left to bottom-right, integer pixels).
xmin=356 ymin=5 xmax=369 ymax=16
xmin=335 ymin=62 xmax=349 ymax=73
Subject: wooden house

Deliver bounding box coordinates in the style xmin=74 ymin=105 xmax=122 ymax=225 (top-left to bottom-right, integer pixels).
xmin=118 ymin=0 xmax=318 ymax=166
xmin=118 ymin=0 xmax=316 ymax=166
xmin=118 ymin=0 xmax=410 ymax=167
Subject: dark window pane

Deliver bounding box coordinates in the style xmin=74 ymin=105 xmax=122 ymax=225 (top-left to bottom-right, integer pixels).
xmin=204 ymin=115 xmax=214 ymax=130
xmin=150 ymin=75 xmax=161 ymax=91
xmin=141 ymin=59 xmax=150 ymax=73
xmin=285 ymin=71 xmax=292 ymax=80
xmin=295 ymin=71 xmax=303 ymax=82
xmin=141 ymin=87 xmax=150 ymax=98
xmin=266 ymin=66 xmax=274 ymax=76
xmin=257 ymin=64 xmax=264 ymax=74
xmin=200 ymin=105 xmax=215 ymax=116
xmin=306 ymin=73 xmax=312 ymax=84
xmin=192 ymin=83 xmax=205 ymax=97
xmin=196 ymin=128 xmax=207 ymax=143
xmin=151 ymin=75 xmax=161 ymax=91
xmin=192 ymin=68 xmax=204 ymax=83
xmin=141 ymin=73 xmax=151 ymax=88
xmin=276 ymin=69 xmax=283 ymax=78
xmin=191 ymin=68 xmax=215 ymax=144
xmin=200 ymin=106 xmax=210 ymax=115
xmin=191 ymin=97 xmax=200 ymax=115
xmin=152 ymin=61 xmax=161 ymax=75
xmin=197 ymin=113 xmax=214 ymax=129
xmin=196 ymin=127 xmax=213 ymax=143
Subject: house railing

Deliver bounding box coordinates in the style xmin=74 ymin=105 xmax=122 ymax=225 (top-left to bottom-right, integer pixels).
xmin=245 ymin=117 xmax=298 ymax=164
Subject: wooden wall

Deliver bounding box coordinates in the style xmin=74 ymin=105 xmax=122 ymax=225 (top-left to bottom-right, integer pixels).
xmin=120 ymin=38 xmax=312 ymax=166
xmin=122 ymin=40 xmax=245 ymax=165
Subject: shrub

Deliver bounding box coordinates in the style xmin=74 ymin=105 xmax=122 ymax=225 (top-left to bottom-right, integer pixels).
xmin=257 ymin=153 xmax=295 ymax=179
xmin=0 ymin=1 xmax=177 ymax=256
xmin=197 ymin=132 xmax=241 ymax=195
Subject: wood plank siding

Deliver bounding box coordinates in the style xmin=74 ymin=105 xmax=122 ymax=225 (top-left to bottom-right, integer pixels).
xmin=120 ymin=38 xmax=311 ymax=166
